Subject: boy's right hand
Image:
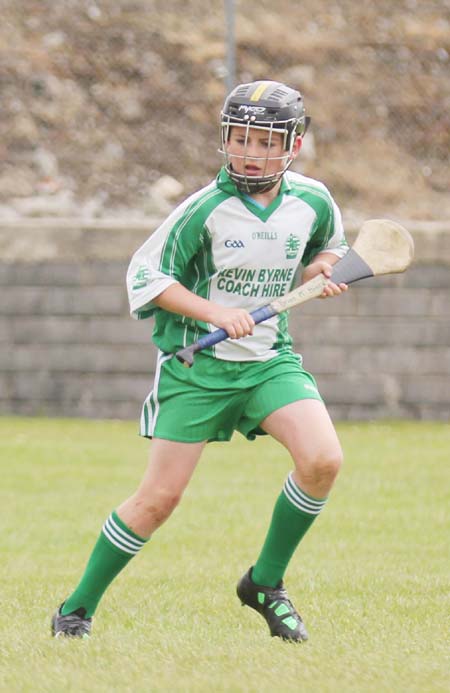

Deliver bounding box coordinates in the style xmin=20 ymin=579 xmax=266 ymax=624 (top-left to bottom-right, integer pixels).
xmin=153 ymin=284 xmax=254 ymax=339
xmin=207 ymin=305 xmax=255 ymax=339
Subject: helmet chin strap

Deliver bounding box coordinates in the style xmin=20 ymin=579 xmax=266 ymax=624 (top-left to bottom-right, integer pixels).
xmin=227 ymin=159 xmax=291 ymax=194
xmin=230 ymin=171 xmax=280 ymax=194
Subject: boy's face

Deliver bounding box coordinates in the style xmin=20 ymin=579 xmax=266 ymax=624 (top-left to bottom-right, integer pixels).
xmin=225 ymin=126 xmax=301 ymax=181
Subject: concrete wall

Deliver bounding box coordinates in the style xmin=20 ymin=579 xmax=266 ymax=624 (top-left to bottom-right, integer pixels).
xmin=1 ymin=219 xmax=449 ymax=421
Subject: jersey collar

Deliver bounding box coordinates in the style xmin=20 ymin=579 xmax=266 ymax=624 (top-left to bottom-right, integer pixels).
xmin=216 ymin=167 xmax=289 ymax=221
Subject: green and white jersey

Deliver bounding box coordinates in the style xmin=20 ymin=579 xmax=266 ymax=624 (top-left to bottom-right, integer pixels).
xmin=127 ymin=168 xmax=348 ymax=361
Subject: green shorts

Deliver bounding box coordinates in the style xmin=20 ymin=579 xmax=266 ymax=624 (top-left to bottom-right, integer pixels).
xmin=140 ymin=350 xmax=322 ymax=443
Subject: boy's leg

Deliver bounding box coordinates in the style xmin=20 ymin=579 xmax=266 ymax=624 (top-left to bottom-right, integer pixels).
xmin=52 ymin=439 xmax=205 ymax=638
xmin=254 ymin=399 xmax=342 ymax=583
xmin=237 ymin=399 xmax=343 ymax=641
xmin=117 ymin=438 xmax=207 ymax=537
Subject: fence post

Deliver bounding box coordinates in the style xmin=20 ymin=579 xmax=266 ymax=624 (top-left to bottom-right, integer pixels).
xmin=224 ymin=0 xmax=236 ymax=93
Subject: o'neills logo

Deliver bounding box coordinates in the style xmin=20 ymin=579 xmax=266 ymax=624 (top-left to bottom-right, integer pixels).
xmin=252 ymin=231 xmax=278 ymax=240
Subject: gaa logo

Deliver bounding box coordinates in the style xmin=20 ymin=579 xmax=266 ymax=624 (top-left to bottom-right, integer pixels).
xmin=225 ymin=239 xmax=245 ymax=248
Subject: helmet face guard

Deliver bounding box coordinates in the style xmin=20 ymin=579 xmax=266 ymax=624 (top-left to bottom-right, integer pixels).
xmin=219 ymin=81 xmax=310 ymax=194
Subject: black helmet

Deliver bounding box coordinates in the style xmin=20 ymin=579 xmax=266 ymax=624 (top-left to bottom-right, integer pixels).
xmin=220 ymin=80 xmax=310 ymax=194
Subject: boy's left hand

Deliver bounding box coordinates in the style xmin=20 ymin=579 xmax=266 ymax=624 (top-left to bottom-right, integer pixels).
xmin=302 ymin=260 xmax=348 ymax=298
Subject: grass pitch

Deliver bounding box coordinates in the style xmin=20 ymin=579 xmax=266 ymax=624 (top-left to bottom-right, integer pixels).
xmin=0 ymin=417 xmax=449 ymax=693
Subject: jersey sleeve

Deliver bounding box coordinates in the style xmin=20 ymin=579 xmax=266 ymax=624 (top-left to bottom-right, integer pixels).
xmin=301 ymin=195 xmax=348 ymax=267
xmin=127 ymin=201 xmax=205 ymax=320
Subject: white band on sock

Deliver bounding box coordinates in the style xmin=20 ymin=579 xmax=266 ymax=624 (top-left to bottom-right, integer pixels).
xmin=102 ymin=514 xmax=146 ymax=555
xmin=283 ymin=473 xmax=327 ymax=516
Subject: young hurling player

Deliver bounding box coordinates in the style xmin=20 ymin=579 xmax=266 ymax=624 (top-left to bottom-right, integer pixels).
xmin=52 ymin=80 xmax=348 ymax=642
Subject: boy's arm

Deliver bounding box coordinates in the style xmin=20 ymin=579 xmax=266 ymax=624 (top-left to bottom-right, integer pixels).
xmin=301 ymin=251 xmax=348 ymax=299
xmin=301 ymin=193 xmax=349 ymax=298
xmin=127 ymin=194 xmax=213 ymax=321
xmin=153 ymin=283 xmax=255 ymax=340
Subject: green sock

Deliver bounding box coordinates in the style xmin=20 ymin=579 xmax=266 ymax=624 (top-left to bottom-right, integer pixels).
xmin=61 ymin=511 xmax=148 ymax=618
xmin=251 ymin=473 xmax=327 ymax=588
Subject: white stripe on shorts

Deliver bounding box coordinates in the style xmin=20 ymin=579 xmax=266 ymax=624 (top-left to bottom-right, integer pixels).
xmin=140 ymin=350 xmax=173 ymax=437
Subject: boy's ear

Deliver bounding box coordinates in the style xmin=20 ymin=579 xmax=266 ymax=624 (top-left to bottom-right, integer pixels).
xmin=291 ymin=136 xmax=303 ymax=157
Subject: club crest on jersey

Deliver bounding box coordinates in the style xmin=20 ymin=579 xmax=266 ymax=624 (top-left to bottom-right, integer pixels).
xmin=225 ymin=239 xmax=245 ymax=248
xmin=132 ymin=265 xmax=150 ymax=289
xmin=285 ymin=234 xmax=301 ymax=259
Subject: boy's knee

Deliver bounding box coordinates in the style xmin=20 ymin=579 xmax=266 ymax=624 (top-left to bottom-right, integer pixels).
xmin=323 ymin=448 xmax=344 ymax=478
xmin=298 ymin=448 xmax=343 ymax=488
xmin=135 ymin=487 xmax=182 ymax=525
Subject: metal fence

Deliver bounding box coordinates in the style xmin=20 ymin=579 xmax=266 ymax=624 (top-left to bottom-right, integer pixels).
xmin=1 ymin=0 xmax=449 ymax=220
